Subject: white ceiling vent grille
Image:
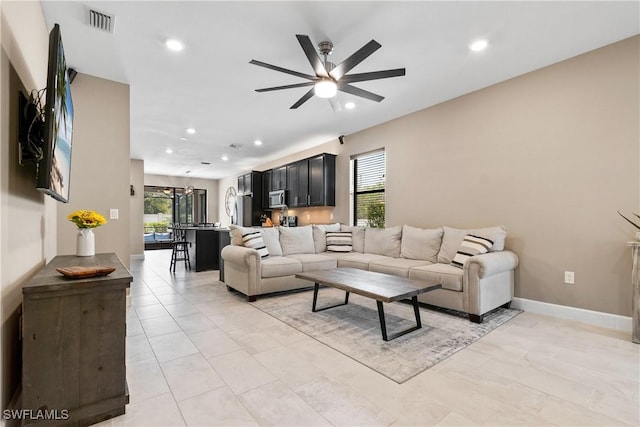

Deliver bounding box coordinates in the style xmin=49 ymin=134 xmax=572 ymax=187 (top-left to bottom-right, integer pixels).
xmin=88 ymin=9 xmax=115 ymax=33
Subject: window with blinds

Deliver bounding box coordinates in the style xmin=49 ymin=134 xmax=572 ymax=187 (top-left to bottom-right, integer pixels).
xmin=351 ymin=150 xmax=386 ymax=227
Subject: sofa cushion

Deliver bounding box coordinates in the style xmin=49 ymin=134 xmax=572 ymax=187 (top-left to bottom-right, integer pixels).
xmin=155 ymin=232 xmax=172 ymax=242
xmin=279 ymin=225 xmax=315 ymax=255
xmin=451 ymin=234 xmax=493 ymax=268
xmin=340 ymin=225 xmax=365 ymax=253
xmin=312 ymin=223 xmax=341 ymax=253
xmin=288 ymin=254 xmax=337 ymax=272
xmin=409 ymin=263 xmax=464 ymax=292
xmin=369 ymin=258 xmax=433 ymax=278
xmin=400 ymin=225 xmax=443 ymax=263
xmin=364 ymin=226 xmax=402 ymax=257
xmin=326 ymin=231 xmax=353 ymax=253
xmin=260 ymin=227 xmax=283 ymax=257
xmin=242 ymin=230 xmax=269 ymax=258
xmin=337 ymin=253 xmax=391 ymax=270
xmin=261 ymin=256 xmax=302 ymax=278
xmin=438 ymin=225 xmax=507 ymax=264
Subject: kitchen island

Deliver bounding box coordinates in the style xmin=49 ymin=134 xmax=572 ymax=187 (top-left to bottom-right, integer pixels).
xmin=179 ymin=226 xmax=231 ymax=276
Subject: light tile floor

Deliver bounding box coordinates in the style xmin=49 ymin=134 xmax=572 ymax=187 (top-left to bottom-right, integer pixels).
xmin=94 ymin=249 xmax=640 ymax=426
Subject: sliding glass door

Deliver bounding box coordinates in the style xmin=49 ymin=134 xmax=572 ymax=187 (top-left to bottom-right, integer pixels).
xmin=144 ymin=186 xmax=207 ymax=227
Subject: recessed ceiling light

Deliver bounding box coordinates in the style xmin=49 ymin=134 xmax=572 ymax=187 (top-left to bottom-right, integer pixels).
xmin=180 ymin=137 xmax=188 ymax=141
xmin=254 ymin=140 xmax=263 ymax=146
xmin=469 ymin=39 xmax=488 ymax=52
xmin=166 ymin=39 xmax=184 ymax=52
xmin=221 ymin=155 xmax=229 ymax=161
xmin=186 ymin=128 xmax=196 ymax=134
xmin=165 ymin=148 xmax=173 ymax=154
xmin=345 ymin=102 xmax=356 ymax=110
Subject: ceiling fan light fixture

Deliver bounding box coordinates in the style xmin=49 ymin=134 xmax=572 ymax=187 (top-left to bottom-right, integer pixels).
xmin=314 ymin=79 xmax=337 ymax=98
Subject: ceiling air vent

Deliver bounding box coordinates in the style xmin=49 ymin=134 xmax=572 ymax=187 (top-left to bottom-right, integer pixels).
xmin=229 ymin=144 xmax=244 ymax=150
xmin=88 ymin=8 xmax=115 ymax=33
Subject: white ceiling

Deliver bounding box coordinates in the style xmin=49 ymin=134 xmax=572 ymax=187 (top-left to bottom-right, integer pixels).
xmin=40 ymin=1 xmax=639 ymax=180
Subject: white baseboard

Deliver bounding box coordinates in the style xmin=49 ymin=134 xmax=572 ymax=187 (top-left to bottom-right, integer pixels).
xmin=511 ymin=297 xmax=632 ymax=333
xmin=131 ymin=253 xmax=145 ymax=260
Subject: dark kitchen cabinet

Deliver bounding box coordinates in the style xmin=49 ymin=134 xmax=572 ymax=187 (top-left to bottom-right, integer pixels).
xmin=287 ymin=160 xmax=309 ymax=207
xmin=237 ymin=171 xmax=262 ymax=198
xmin=262 ymin=169 xmax=272 ymax=209
xmin=308 ymin=154 xmax=336 ymax=206
xmin=271 ymin=166 xmax=287 ymax=191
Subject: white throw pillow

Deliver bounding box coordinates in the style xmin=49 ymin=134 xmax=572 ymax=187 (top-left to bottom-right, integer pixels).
xmin=438 ymin=225 xmax=507 ymax=264
xmin=241 ymin=230 xmax=269 ymax=258
xmin=326 ymin=231 xmax=353 ymax=252
xmin=279 ymin=225 xmax=315 ymax=255
xmin=451 ymin=234 xmax=493 ymax=268
xmin=229 ymin=225 xmax=258 ymax=246
xmin=312 ymin=223 xmax=341 ymax=253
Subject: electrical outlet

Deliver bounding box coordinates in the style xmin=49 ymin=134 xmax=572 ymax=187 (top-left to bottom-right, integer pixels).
xmin=110 ymin=208 xmax=119 ymax=220
xmin=564 ymin=271 xmax=575 ymax=285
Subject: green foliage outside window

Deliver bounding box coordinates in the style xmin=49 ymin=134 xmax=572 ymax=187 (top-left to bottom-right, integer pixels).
xmin=366 ymin=202 xmax=385 ymax=228
xmin=144 ymin=192 xmax=172 ymax=214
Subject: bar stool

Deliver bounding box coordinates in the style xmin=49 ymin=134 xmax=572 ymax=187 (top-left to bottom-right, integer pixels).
xmin=170 ymin=224 xmax=191 ymax=272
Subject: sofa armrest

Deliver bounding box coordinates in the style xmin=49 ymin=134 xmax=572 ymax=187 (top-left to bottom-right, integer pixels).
xmin=465 ymin=250 xmax=519 ymax=278
xmin=221 ymin=245 xmax=260 ymax=267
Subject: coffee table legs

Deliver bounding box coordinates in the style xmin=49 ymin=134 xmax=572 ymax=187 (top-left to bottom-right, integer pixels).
xmin=377 ymin=296 xmax=422 ymax=341
xmin=312 ymin=285 xmax=423 ymax=341
xmin=312 ymin=283 xmax=350 ymax=312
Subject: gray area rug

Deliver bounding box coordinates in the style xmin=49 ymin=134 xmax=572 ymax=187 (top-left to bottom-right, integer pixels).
xmin=252 ymin=288 xmax=521 ymax=383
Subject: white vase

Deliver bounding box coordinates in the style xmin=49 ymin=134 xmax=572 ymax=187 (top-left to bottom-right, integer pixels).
xmin=77 ymin=228 xmax=95 ymax=256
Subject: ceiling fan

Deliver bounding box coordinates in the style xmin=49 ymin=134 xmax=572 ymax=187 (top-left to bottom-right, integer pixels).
xmin=250 ymin=35 xmax=406 ymax=110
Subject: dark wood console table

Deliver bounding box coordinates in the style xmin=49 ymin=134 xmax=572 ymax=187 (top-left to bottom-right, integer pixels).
xmin=21 ymin=253 xmax=132 ymax=426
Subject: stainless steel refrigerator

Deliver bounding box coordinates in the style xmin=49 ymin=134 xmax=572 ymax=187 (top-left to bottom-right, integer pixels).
xmin=233 ymin=195 xmax=261 ymax=226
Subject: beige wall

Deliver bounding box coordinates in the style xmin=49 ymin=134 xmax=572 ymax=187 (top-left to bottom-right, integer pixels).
xmin=130 ymin=159 xmax=144 ymax=256
xmin=220 ymin=36 xmax=639 ymax=317
xmin=56 ymin=73 xmax=131 ymax=268
xmin=144 ymin=174 xmax=219 ymax=224
xmin=0 ymin=0 xmax=53 ymax=409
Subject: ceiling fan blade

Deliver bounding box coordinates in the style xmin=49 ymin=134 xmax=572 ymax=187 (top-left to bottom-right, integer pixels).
xmin=290 ymin=88 xmax=315 ymax=109
xmin=328 ymin=96 xmax=342 ymax=112
xmin=337 ymin=83 xmax=384 ymax=102
xmin=256 ymin=82 xmax=315 ymax=92
xmin=296 ymin=35 xmax=329 ymax=78
xmin=249 ymin=59 xmax=316 ymax=80
xmin=329 ymin=39 xmax=381 ymax=81
xmin=340 ymin=68 xmax=406 ymax=83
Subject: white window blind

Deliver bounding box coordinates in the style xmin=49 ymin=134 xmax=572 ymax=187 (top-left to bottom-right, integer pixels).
xmin=352 ymin=150 xmax=385 ymax=227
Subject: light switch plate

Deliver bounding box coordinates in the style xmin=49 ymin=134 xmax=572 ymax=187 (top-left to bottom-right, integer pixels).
xmin=110 ymin=209 xmax=119 ymax=220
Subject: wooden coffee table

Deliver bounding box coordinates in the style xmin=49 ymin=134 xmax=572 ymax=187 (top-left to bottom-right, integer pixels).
xmin=296 ymin=267 xmax=442 ymax=341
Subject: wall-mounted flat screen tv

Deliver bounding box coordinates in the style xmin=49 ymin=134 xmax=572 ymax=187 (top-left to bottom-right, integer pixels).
xmin=37 ymin=23 xmax=73 ymax=203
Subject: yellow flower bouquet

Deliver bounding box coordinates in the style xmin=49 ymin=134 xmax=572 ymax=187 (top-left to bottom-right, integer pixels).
xmin=67 ymin=210 xmax=108 ymax=229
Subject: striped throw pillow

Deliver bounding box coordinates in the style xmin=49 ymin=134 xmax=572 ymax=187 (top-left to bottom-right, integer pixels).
xmin=451 ymin=234 xmax=493 ymax=268
xmin=326 ymin=231 xmax=353 ymax=252
xmin=242 ymin=231 xmax=269 ymax=258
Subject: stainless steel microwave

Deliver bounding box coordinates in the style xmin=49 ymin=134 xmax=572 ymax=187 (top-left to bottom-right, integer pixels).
xmin=268 ymin=190 xmax=287 ymax=208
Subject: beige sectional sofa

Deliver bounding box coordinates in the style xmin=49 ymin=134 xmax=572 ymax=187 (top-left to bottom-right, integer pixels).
xmin=221 ymin=224 xmax=519 ymax=323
